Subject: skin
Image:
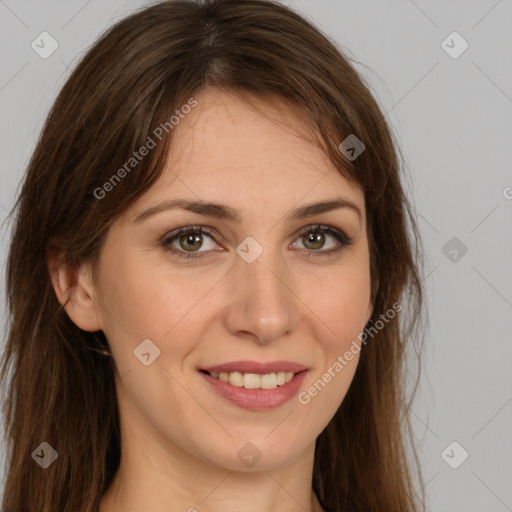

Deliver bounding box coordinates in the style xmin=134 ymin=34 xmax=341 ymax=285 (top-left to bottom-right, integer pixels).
xmin=49 ymin=88 xmax=373 ymax=512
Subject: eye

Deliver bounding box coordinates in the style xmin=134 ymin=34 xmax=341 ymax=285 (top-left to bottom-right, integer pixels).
xmin=291 ymin=224 xmax=353 ymax=257
xmin=161 ymin=226 xmax=219 ymax=259
xmin=161 ymin=224 xmax=354 ymax=260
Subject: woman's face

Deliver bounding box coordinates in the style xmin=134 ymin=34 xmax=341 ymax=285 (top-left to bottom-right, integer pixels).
xmin=87 ymin=89 xmax=373 ymax=471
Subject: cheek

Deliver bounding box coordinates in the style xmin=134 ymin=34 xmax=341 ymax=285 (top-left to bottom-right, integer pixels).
xmin=307 ymin=262 xmax=372 ymax=350
xmin=326 ymin=287 xmax=370 ymax=345
xmin=298 ymin=268 xmax=369 ymax=418
xmin=97 ymin=236 xmax=371 ymax=362
xmin=310 ymin=260 xmax=370 ymax=408
xmin=97 ymin=252 xmax=220 ymax=365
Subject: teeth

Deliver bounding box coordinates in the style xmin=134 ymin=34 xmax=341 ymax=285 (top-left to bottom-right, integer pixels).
xmin=210 ymin=371 xmax=296 ymax=389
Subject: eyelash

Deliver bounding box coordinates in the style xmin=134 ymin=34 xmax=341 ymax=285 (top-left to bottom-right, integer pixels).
xmin=160 ymin=224 xmax=354 ymax=260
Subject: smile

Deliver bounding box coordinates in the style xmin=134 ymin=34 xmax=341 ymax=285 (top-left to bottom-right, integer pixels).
xmin=198 ymin=361 xmax=309 ymax=410
xmin=201 ymin=370 xmax=297 ymax=389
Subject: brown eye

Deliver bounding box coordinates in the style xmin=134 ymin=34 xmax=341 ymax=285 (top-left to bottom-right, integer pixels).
xmin=302 ymin=230 xmax=327 ymax=250
xmin=177 ymin=232 xmax=204 ymax=252
xmin=162 ymin=226 xmax=219 ymax=259
xmin=292 ymin=225 xmax=354 ymax=257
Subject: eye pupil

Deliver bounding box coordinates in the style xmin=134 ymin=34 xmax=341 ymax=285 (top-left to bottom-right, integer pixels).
xmin=304 ymin=231 xmax=324 ymax=250
xmin=180 ymin=232 xmax=202 ymax=251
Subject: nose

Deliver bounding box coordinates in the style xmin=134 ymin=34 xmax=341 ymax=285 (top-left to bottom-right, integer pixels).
xmin=222 ymin=246 xmax=300 ymax=345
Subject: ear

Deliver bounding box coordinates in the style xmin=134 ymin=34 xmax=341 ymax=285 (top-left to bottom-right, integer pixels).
xmin=47 ymin=249 xmax=103 ymax=332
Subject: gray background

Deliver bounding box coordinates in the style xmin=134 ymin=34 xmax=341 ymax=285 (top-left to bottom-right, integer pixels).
xmin=1 ymin=1 xmax=511 ymax=511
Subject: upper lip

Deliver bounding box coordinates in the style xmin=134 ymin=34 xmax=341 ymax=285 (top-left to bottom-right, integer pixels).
xmin=200 ymin=360 xmax=308 ymax=374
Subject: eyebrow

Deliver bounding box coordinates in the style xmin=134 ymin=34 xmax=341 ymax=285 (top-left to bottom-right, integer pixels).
xmin=133 ymin=196 xmax=362 ymax=224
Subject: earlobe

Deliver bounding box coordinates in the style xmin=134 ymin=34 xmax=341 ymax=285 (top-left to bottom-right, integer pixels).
xmin=47 ymin=250 xmax=103 ymax=332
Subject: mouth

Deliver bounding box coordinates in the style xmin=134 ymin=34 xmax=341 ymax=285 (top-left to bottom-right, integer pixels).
xmin=198 ymin=360 xmax=308 ymax=390
xmin=199 ymin=369 xmax=301 ymax=390
xmin=197 ymin=360 xmax=309 ymax=409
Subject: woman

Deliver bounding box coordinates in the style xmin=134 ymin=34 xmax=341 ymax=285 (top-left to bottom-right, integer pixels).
xmin=0 ymin=0 xmax=426 ymax=511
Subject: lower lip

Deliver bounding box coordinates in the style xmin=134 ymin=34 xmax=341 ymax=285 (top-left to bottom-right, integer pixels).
xmin=199 ymin=371 xmax=308 ymax=410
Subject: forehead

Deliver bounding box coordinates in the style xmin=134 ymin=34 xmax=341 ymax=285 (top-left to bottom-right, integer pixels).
xmin=137 ymin=88 xmax=364 ymax=214
xmin=171 ymin=88 xmax=326 ymax=170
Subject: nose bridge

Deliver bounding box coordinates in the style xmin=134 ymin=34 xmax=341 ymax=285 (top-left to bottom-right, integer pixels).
xmin=224 ymin=241 xmax=299 ymax=343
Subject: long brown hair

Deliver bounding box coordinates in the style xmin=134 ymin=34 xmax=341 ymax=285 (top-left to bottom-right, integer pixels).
xmin=1 ymin=1 xmax=427 ymax=510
